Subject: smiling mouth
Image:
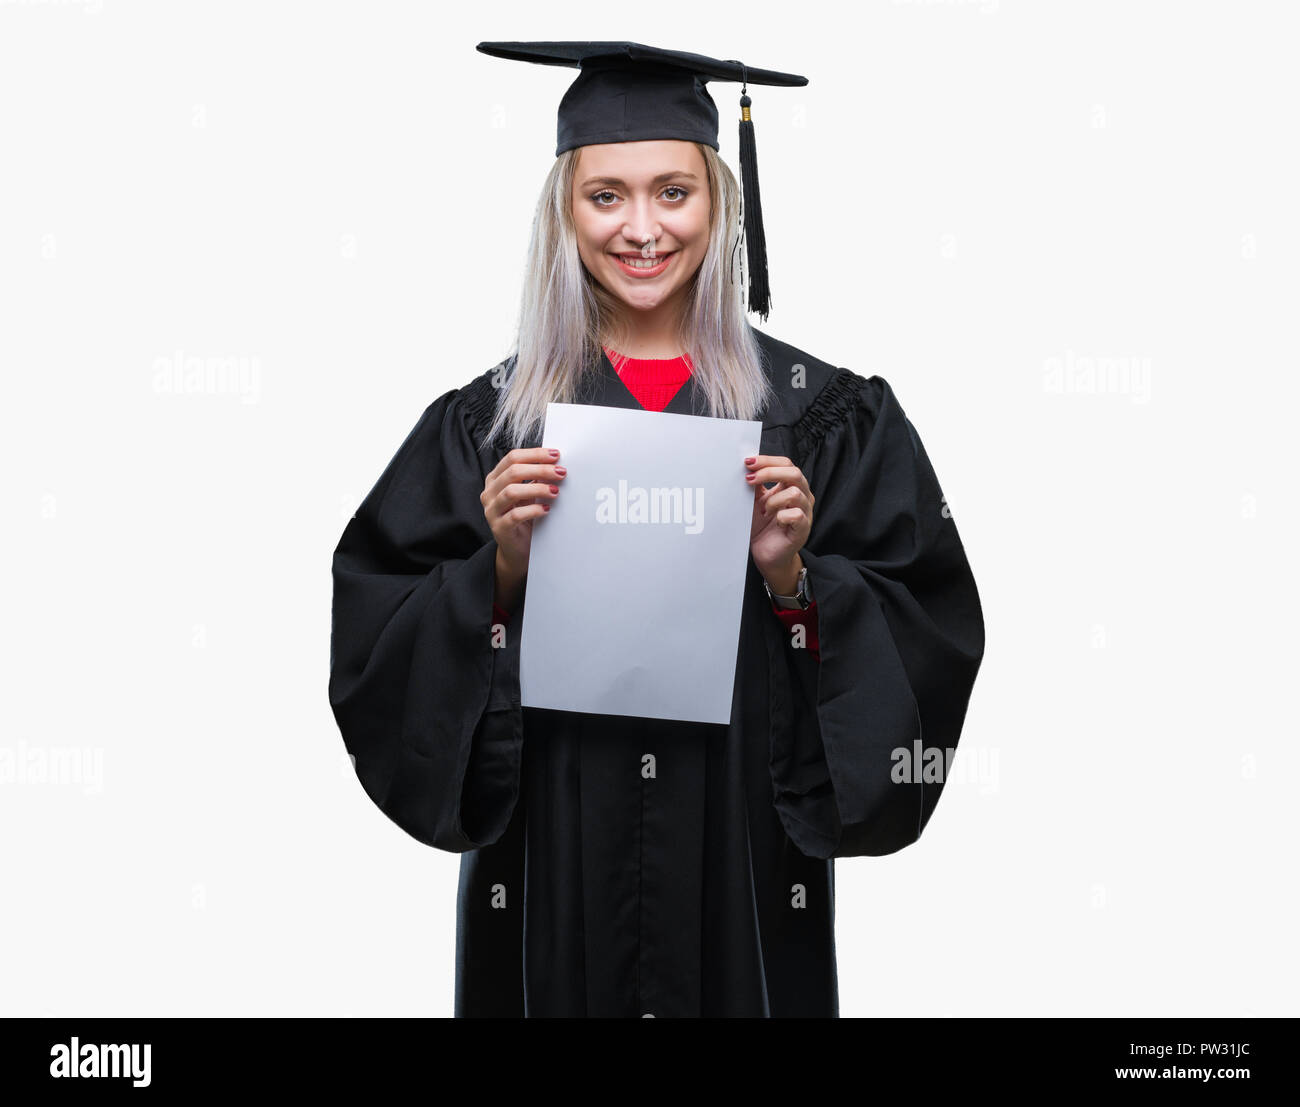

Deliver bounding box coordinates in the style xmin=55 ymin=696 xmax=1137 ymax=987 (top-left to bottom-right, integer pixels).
xmin=612 ymin=251 xmax=676 ymax=273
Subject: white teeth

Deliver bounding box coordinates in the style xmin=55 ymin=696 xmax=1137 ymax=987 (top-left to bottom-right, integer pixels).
xmin=617 ymin=254 xmax=669 ymax=269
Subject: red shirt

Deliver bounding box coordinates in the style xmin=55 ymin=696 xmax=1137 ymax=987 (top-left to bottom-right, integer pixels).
xmin=492 ymin=349 xmax=819 ymax=661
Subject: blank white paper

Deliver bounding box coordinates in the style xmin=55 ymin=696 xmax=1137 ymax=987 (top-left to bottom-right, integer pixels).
xmin=518 ymin=402 xmax=763 ymax=725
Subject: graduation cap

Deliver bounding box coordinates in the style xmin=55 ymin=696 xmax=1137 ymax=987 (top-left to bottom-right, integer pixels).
xmin=476 ymin=41 xmax=808 ymax=320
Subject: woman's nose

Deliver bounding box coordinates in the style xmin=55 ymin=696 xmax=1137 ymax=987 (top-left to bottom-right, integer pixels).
xmin=623 ymin=217 xmax=662 ymax=250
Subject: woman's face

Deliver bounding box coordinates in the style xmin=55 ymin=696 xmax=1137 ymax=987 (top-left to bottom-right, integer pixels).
xmin=571 ymin=139 xmax=710 ymax=316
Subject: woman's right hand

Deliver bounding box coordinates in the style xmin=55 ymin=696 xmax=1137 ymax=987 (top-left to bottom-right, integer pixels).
xmin=481 ymin=447 xmax=564 ymax=597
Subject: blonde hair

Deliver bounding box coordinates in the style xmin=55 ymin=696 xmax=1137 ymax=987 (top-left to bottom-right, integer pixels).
xmin=479 ymin=142 xmax=774 ymax=451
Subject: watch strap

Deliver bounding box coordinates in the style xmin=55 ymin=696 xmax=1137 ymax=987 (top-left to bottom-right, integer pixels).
xmin=765 ymin=566 xmax=812 ymax=610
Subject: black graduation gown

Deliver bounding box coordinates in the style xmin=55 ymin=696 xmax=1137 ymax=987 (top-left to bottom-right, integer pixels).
xmin=328 ymin=326 xmax=985 ymax=1018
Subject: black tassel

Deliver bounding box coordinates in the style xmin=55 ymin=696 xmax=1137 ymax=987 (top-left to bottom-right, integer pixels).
xmin=738 ymin=88 xmax=771 ymax=320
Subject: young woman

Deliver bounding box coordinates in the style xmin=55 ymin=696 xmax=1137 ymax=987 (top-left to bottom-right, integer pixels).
xmin=329 ymin=42 xmax=985 ymax=1018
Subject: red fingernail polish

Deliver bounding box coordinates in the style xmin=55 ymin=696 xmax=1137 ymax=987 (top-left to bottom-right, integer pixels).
xmin=744 ymin=457 xmax=755 ymax=464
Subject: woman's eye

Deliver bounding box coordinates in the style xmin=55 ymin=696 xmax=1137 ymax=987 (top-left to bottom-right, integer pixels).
xmin=590 ymin=185 xmax=688 ymax=207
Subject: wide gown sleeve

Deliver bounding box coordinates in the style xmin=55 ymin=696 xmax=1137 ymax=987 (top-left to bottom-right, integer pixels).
xmin=328 ymin=389 xmax=525 ymax=853
xmin=768 ymin=372 xmax=985 ymax=860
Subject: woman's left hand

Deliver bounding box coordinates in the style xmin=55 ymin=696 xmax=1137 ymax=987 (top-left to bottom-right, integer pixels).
xmin=746 ymin=454 xmax=815 ymax=582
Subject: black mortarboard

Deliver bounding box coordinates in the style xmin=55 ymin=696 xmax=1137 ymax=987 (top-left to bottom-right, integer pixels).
xmin=476 ymin=40 xmax=808 ymax=320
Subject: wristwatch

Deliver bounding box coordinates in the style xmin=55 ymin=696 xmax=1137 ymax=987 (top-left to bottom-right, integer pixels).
xmin=764 ymin=566 xmax=813 ymax=610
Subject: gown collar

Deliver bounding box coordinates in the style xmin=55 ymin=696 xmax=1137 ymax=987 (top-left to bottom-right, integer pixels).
xmin=596 ymin=346 xmax=701 ymax=417
xmin=573 ymin=327 xmax=810 ymax=433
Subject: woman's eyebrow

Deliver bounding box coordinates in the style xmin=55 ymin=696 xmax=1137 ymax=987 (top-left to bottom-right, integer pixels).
xmin=579 ymin=171 xmax=700 ymax=188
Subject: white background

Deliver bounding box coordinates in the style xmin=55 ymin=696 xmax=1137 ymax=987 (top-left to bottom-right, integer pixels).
xmin=2 ymin=0 xmax=1295 ymax=1017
